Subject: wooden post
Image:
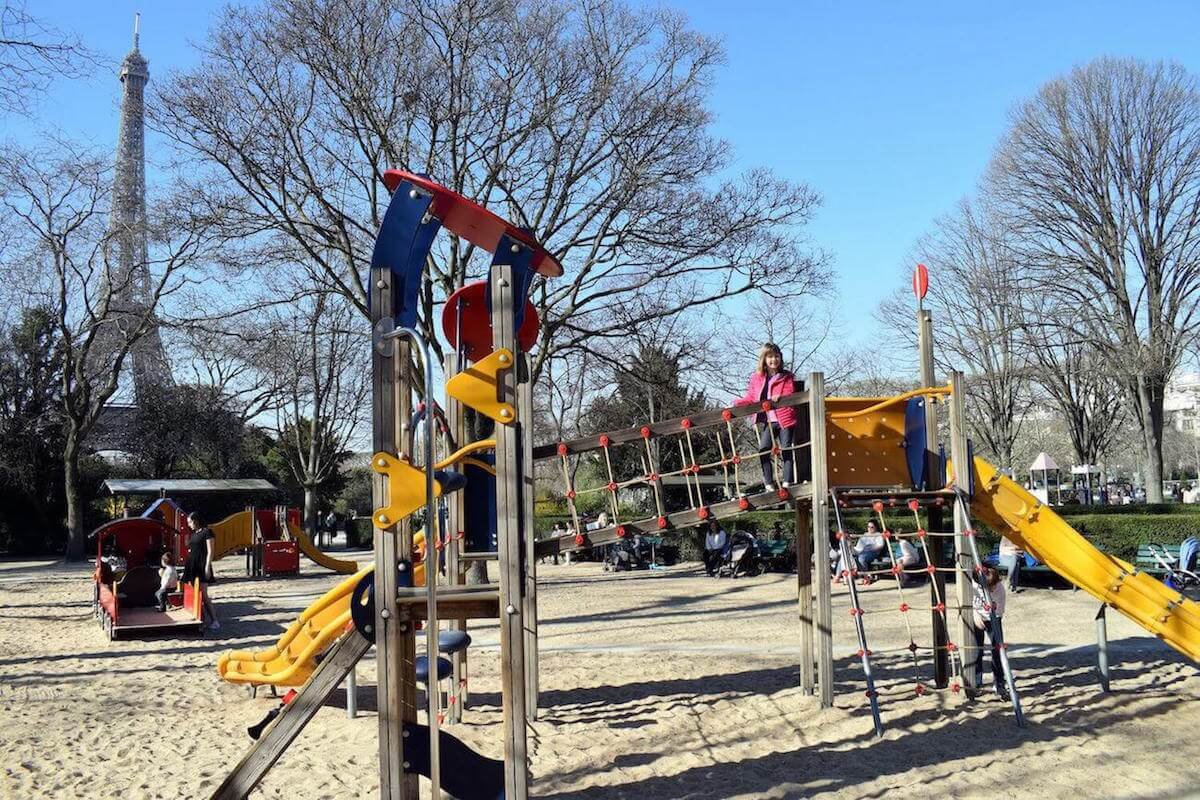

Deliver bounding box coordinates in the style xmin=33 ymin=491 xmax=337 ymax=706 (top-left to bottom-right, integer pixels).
xmin=371 ymin=267 xmax=417 ymax=799
xmin=795 ymin=500 xmax=814 ymax=695
xmin=444 ymin=351 xmax=467 ymax=724
xmin=918 ymin=309 xmax=950 ymax=687
xmin=809 ymin=372 xmax=834 ymax=708
xmin=519 ymin=354 xmax=539 ymax=720
xmin=948 ymin=371 xmax=977 ymax=689
xmin=492 ymin=261 xmax=529 ymax=799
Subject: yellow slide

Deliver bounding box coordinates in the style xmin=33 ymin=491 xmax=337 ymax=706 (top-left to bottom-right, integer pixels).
xmin=210 ymin=510 xmax=256 ymax=560
xmin=217 ymin=539 xmax=427 ymax=687
xmin=286 ymin=520 xmax=359 ymax=574
xmin=971 ymin=457 xmax=1200 ymax=661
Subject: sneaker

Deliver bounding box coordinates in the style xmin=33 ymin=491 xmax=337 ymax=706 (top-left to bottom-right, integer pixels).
xmin=781 ymin=481 xmax=791 ymax=488
xmin=764 ymin=483 xmax=777 ymax=492
xmin=994 ymin=683 xmax=1010 ymax=700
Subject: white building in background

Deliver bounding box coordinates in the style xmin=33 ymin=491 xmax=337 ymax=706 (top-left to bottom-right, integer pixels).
xmin=1165 ymin=372 xmax=1200 ymax=436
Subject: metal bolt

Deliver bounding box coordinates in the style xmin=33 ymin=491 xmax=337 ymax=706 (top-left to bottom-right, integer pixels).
xmin=498 ymin=353 xmax=510 ymax=364
xmin=376 ymin=280 xmax=386 ymax=289
xmin=500 ymin=408 xmax=512 ymax=418
xmin=377 ymin=514 xmax=390 ymax=525
xmin=399 ymin=624 xmax=408 ymax=632
xmin=381 ymin=609 xmax=391 ymax=619
xmin=510 ymin=243 xmax=520 ymax=253
xmin=364 ymin=624 xmax=373 ymax=634
xmin=402 ymin=729 xmax=410 ymax=738
xmin=403 ymin=761 xmax=411 ymax=769
xmin=376 ymin=457 xmax=388 ymax=467
xmin=408 ymin=189 xmax=418 ymax=199
xmin=398 ymin=562 xmax=408 ymax=571
xmin=499 ymin=279 xmax=510 ymax=287
xmin=506 ymin=604 xmax=516 ymax=614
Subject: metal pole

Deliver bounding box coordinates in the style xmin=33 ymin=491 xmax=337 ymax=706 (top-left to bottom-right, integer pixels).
xmin=1096 ymin=604 xmax=1111 ymax=692
xmin=918 ymin=308 xmax=949 ymax=687
xmin=347 ymin=664 xmax=358 ymax=719
xmin=809 ymin=372 xmax=834 ymax=708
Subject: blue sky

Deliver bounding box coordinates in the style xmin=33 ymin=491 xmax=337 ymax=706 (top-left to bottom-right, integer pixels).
xmin=9 ymin=0 xmax=1200 ymax=351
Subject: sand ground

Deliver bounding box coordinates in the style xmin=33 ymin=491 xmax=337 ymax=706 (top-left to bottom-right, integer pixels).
xmin=1 ymin=554 xmax=1198 ymax=799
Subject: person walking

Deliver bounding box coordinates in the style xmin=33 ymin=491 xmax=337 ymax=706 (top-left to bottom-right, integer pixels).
xmin=183 ymin=512 xmax=220 ymax=630
xmin=734 ymin=342 xmax=803 ymax=491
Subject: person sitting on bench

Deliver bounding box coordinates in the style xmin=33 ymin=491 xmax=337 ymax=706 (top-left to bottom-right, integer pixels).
xmin=703 ymin=519 xmax=728 ymax=577
xmin=155 ymin=552 xmax=179 ymax=612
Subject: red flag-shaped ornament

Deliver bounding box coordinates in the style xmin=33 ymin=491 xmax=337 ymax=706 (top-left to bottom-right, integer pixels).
xmin=912 ymin=263 xmax=929 ymax=300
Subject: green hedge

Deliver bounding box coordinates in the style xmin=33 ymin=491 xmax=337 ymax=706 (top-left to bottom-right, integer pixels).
xmin=1057 ymin=514 xmax=1200 ymax=561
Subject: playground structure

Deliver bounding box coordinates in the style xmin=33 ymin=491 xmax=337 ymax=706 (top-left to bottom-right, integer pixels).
xmin=210 ymin=173 xmax=1200 ymax=800
xmin=92 ymin=485 xmax=358 ymax=640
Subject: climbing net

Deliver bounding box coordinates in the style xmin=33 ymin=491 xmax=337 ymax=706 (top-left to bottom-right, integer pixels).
xmin=541 ymin=400 xmax=811 ymax=547
xmin=830 ymin=491 xmax=1019 ymax=732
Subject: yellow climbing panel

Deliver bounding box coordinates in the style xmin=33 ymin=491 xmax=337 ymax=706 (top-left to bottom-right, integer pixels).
xmin=370 ymin=452 xmax=445 ymax=528
xmin=444 ymin=348 xmax=515 ymax=424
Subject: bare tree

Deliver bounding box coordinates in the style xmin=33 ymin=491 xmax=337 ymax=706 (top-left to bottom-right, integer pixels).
xmin=0 ymin=143 xmax=208 ymax=558
xmin=264 ymin=291 xmax=369 ymax=537
xmin=1021 ymin=295 xmax=1127 ymax=469
xmin=152 ymin=0 xmax=827 ymax=391
xmin=989 ymin=57 xmax=1200 ymax=501
xmin=885 ymin=200 xmax=1032 ymax=470
xmin=0 ymin=1 xmax=98 ymax=115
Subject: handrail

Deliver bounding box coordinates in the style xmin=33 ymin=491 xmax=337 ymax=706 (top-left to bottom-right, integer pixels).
xmin=435 ymin=438 xmax=496 ymax=470
xmin=828 ymin=385 xmax=952 ymax=419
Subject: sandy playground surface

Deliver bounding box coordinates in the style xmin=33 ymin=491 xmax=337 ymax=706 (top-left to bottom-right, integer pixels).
xmin=1 ymin=554 xmax=1199 ymax=799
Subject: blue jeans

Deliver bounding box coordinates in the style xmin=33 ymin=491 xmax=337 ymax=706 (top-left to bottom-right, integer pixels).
xmin=758 ymin=423 xmax=795 ymax=486
xmin=973 ymin=617 xmax=1006 ymax=688
xmin=999 ymin=554 xmax=1022 ymax=590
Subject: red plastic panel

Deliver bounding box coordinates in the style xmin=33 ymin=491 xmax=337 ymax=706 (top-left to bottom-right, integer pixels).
xmin=382 ymin=170 xmax=562 ymax=277
xmin=442 ymin=281 xmax=540 ymax=362
xmin=263 ymin=540 xmax=300 ymax=575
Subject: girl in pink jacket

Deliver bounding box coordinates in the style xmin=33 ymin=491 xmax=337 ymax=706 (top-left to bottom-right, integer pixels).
xmin=735 ymin=343 xmax=801 ymax=491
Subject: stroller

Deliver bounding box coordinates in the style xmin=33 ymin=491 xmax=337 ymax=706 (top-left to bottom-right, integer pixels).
xmin=603 ymin=537 xmax=645 ymax=572
xmin=718 ymin=531 xmax=763 ymax=579
xmin=1148 ymin=538 xmax=1200 ymax=592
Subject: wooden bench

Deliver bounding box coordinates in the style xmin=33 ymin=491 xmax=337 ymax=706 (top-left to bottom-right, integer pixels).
xmin=1134 ymin=544 xmax=1180 ymax=576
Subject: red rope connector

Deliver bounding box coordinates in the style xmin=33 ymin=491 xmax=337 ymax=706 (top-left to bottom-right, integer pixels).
xmin=607 ymin=481 xmax=618 ymax=493
xmin=951 ymin=682 xmax=961 ymax=694
xmin=566 ymin=489 xmax=576 ymax=500
xmin=657 ymin=516 xmax=668 ymax=530
xmin=856 ymin=649 xmax=865 ymax=658
xmin=732 ymin=455 xmax=741 ymax=465
xmin=865 ymin=690 xmax=876 ymax=698
xmin=908 ymin=641 xmax=918 ymax=652
xmin=836 ymin=530 xmax=846 ymax=541
xmin=872 ymin=501 xmax=884 ymax=513
xmin=599 ymin=434 xmax=610 ymax=447
xmin=915 ymin=683 xmax=926 ymax=695
xmin=927 ymin=565 xmax=937 ymax=574
xmin=946 ymin=641 xmax=957 ymax=652
xmin=916 ymin=528 xmax=927 ymax=539
xmin=777 ymin=488 xmax=789 ymax=499
xmin=690 ymin=464 xmax=701 ymax=474
xmin=648 ymin=472 xmax=659 ymax=482
xmin=899 ymin=602 xmax=910 ymax=612
xmin=891 ymin=565 xmax=901 ymax=576
xmin=557 ymin=443 xmax=568 ymax=456
xmin=680 ymin=417 xmax=692 ymax=429
xmin=850 ymin=607 xmax=863 ymax=617
xmin=738 ymin=498 xmax=750 ymax=511
xmin=964 ymin=528 xmax=976 ymax=538
xmin=882 ymin=529 xmax=892 ymax=540
xmin=721 ymin=409 xmax=733 ymax=421
xmin=616 ymin=526 xmax=627 ymax=539
xmin=935 ymin=602 xmax=946 ymax=612
xmin=640 ymin=426 xmax=651 ymax=439
xmin=574 ymin=533 xmax=586 ymax=547
xmin=760 ymin=401 xmax=773 ymax=411
xmin=697 ymin=506 xmax=709 ymax=520
xmin=908 ymin=499 xmax=920 ymax=511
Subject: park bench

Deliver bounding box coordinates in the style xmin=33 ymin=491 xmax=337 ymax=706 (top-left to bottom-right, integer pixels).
xmin=1134 ymin=543 xmax=1181 ymax=577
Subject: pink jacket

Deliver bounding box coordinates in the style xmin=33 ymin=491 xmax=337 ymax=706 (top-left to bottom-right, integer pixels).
xmin=734 ymin=370 xmax=799 ymax=428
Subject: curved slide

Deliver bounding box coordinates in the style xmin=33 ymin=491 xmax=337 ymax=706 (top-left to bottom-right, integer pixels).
xmin=971 ymin=457 xmax=1200 ymax=661
xmin=286 ymin=521 xmax=358 ymax=574
xmin=218 ymin=556 xmax=425 ymax=687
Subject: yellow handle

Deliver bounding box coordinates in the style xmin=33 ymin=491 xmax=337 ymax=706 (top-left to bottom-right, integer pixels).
xmin=828 ymin=385 xmax=952 ymax=419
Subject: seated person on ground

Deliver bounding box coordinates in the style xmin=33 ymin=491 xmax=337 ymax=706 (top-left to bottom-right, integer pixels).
xmin=836 ymin=520 xmax=886 ymax=585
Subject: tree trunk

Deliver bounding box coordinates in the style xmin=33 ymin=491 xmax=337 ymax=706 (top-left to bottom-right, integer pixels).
xmin=1138 ymin=377 xmax=1166 ymax=503
xmin=304 ymin=485 xmax=319 ymax=541
xmin=64 ymin=432 xmax=84 ymax=561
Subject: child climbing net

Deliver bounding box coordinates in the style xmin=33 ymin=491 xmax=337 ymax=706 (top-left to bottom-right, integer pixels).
xmin=830 ymin=491 xmax=1023 ymax=735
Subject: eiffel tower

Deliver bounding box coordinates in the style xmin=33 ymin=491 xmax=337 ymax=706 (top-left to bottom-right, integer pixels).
xmin=93 ymin=15 xmax=173 ymax=449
